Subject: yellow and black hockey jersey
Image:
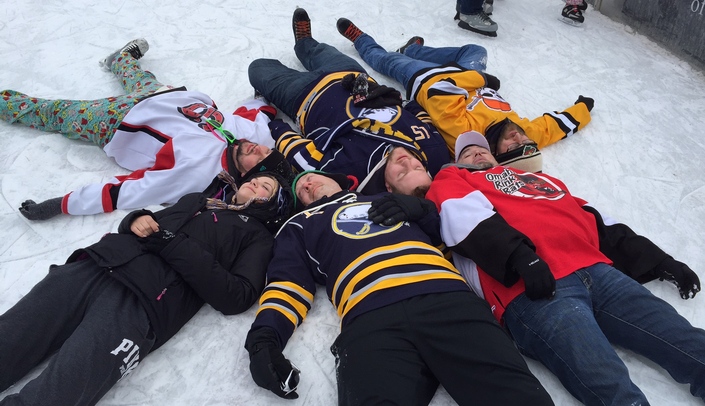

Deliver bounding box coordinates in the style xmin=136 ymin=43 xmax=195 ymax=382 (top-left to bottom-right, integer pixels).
xmin=408 ymin=65 xmax=592 ymax=156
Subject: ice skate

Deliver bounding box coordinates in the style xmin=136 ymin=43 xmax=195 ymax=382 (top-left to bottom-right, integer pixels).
xmin=395 ymin=36 xmax=424 ymax=53
xmin=560 ymin=4 xmax=584 ymax=26
xmin=292 ymin=8 xmax=312 ymax=42
xmin=99 ymin=38 xmax=149 ymax=71
xmin=337 ymin=18 xmax=364 ymax=43
xmin=457 ymin=11 xmax=498 ymax=37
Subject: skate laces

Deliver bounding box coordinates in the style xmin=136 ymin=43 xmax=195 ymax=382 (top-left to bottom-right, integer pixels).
xmin=294 ymin=20 xmax=311 ymax=40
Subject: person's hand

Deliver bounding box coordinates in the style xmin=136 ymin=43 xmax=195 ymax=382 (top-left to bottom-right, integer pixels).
xmin=484 ymin=72 xmax=501 ymax=91
xmin=508 ymin=244 xmax=555 ymax=300
xmin=575 ymin=95 xmax=594 ymax=112
xmin=18 ymin=197 xmax=63 ymax=220
xmin=246 ymin=328 xmax=300 ymax=399
xmin=368 ymin=194 xmax=436 ymax=226
xmin=130 ymin=215 xmax=160 ymax=237
xmin=655 ymin=257 xmax=701 ymax=299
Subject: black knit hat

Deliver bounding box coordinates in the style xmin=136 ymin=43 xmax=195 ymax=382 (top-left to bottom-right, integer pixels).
xmin=291 ymin=170 xmax=356 ymax=210
xmin=233 ymin=171 xmax=294 ymax=233
xmin=484 ymin=118 xmax=512 ymax=155
xmin=231 ymin=148 xmax=294 ymax=186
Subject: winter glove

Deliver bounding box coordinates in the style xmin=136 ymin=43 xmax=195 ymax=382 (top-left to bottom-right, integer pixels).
xmin=575 ymin=95 xmax=594 ymax=112
xmin=508 ymin=244 xmax=556 ymax=300
xmin=19 ymin=197 xmax=63 ymax=220
xmin=340 ymin=73 xmax=403 ymax=108
xmin=245 ymin=327 xmax=300 ymax=399
xmin=140 ymin=229 xmax=177 ymax=253
xmin=654 ymin=257 xmax=701 ymax=299
xmin=484 ymin=73 xmax=501 ymax=91
xmin=368 ymin=193 xmax=436 ymax=226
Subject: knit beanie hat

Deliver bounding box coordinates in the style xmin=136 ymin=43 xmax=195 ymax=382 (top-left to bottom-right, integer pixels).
xmin=291 ymin=170 xmax=357 ymax=210
xmin=484 ymin=118 xmax=512 ymax=155
xmin=230 ymin=148 xmax=294 ymax=186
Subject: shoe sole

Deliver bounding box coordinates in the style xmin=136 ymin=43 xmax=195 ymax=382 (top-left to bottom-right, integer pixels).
xmin=458 ymin=21 xmax=498 ymax=37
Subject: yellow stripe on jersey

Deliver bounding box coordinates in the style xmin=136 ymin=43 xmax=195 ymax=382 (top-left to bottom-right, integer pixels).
xmin=331 ymin=241 xmax=445 ymax=306
xmin=336 ymin=253 xmax=459 ymax=317
xmin=256 ymin=304 xmax=300 ymax=328
xmin=259 ymin=290 xmax=310 ymax=320
xmin=267 ymin=281 xmax=314 ymax=303
xmin=339 ymin=270 xmax=467 ymax=319
xmin=304 ymin=142 xmax=323 ymax=161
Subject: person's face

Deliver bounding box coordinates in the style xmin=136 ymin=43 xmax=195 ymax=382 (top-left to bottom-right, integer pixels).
xmin=457 ymin=145 xmax=499 ymax=168
xmin=495 ymin=122 xmax=533 ymax=154
xmin=233 ymin=141 xmax=273 ymax=174
xmin=295 ymin=173 xmax=343 ymax=207
xmin=383 ymin=148 xmax=432 ymax=195
xmin=235 ymin=175 xmax=278 ymax=204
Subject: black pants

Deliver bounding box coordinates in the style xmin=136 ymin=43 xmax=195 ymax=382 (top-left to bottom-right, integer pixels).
xmin=0 ymin=259 xmax=155 ymax=406
xmin=331 ymin=291 xmax=554 ymax=406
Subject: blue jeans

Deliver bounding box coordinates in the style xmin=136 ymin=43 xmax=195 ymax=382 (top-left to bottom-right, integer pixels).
xmin=353 ymin=33 xmax=488 ymax=90
xmin=504 ymin=262 xmax=705 ymax=406
xmin=248 ymin=38 xmax=366 ymax=119
xmin=457 ymin=0 xmax=485 ymax=14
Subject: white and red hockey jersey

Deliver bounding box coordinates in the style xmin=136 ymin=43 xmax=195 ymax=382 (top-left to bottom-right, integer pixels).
xmin=61 ymin=90 xmax=274 ymax=215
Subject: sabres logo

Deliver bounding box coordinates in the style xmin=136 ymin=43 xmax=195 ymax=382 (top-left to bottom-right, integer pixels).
xmin=332 ymin=202 xmax=402 ymax=239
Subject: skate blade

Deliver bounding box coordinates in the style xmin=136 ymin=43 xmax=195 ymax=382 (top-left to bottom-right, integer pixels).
xmin=559 ymin=16 xmax=583 ymax=27
xmin=458 ymin=21 xmax=498 ymax=37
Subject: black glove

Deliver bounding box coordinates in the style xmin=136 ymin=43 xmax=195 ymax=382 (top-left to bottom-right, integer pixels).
xmin=19 ymin=197 xmax=63 ymax=220
xmin=245 ymin=328 xmax=300 ymax=399
xmin=140 ymin=229 xmax=176 ymax=253
xmin=508 ymin=244 xmax=556 ymax=300
xmin=340 ymin=73 xmax=403 ymax=108
xmin=654 ymin=257 xmax=701 ymax=299
xmin=368 ymin=194 xmax=436 ymax=226
xmin=484 ymin=73 xmax=501 ymax=91
xmin=575 ymin=95 xmax=594 ymax=112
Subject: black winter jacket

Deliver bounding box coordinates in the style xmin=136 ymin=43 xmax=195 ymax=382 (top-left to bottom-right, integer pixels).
xmin=67 ymin=193 xmax=274 ymax=349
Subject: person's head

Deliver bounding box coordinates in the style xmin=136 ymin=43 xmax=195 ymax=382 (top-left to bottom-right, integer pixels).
xmin=229 ymin=172 xmax=294 ymax=233
xmin=229 ymin=142 xmax=294 ymax=186
xmin=234 ymin=173 xmax=279 ymax=204
xmin=291 ymin=170 xmax=352 ymax=209
xmin=454 ymin=131 xmax=499 ymax=168
xmin=384 ymin=147 xmax=432 ymax=197
xmin=232 ymin=140 xmax=273 ymax=174
xmin=485 ymin=118 xmax=533 ymax=155
xmin=358 ymin=147 xmax=432 ymax=198
xmin=483 ymin=119 xmax=543 ymax=173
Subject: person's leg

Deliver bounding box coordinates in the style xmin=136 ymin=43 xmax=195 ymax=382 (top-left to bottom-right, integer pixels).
xmin=457 ymin=0 xmax=485 ymax=14
xmin=331 ymin=301 xmax=439 ymax=406
xmin=589 ymin=263 xmax=705 ymax=401
xmin=247 ymin=58 xmax=320 ymax=119
xmin=353 ymin=33 xmax=437 ymax=89
xmin=409 ymin=292 xmax=554 ymax=406
xmin=403 ymin=43 xmax=488 ymax=72
xmin=1 ymin=270 xmax=155 ymax=406
xmin=110 ymin=52 xmax=169 ymax=98
xmin=503 ymin=270 xmax=648 ymax=406
xmin=294 ymin=37 xmax=365 ymax=75
xmin=0 ymin=89 xmax=135 ymax=148
xmin=0 ymin=259 xmax=105 ymax=392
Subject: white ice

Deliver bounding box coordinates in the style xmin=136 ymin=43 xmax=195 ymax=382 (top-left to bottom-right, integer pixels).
xmin=1 ymin=0 xmax=704 ymax=405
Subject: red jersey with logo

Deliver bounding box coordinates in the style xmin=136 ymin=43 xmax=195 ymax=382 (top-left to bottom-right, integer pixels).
xmin=426 ymin=165 xmax=610 ymax=321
